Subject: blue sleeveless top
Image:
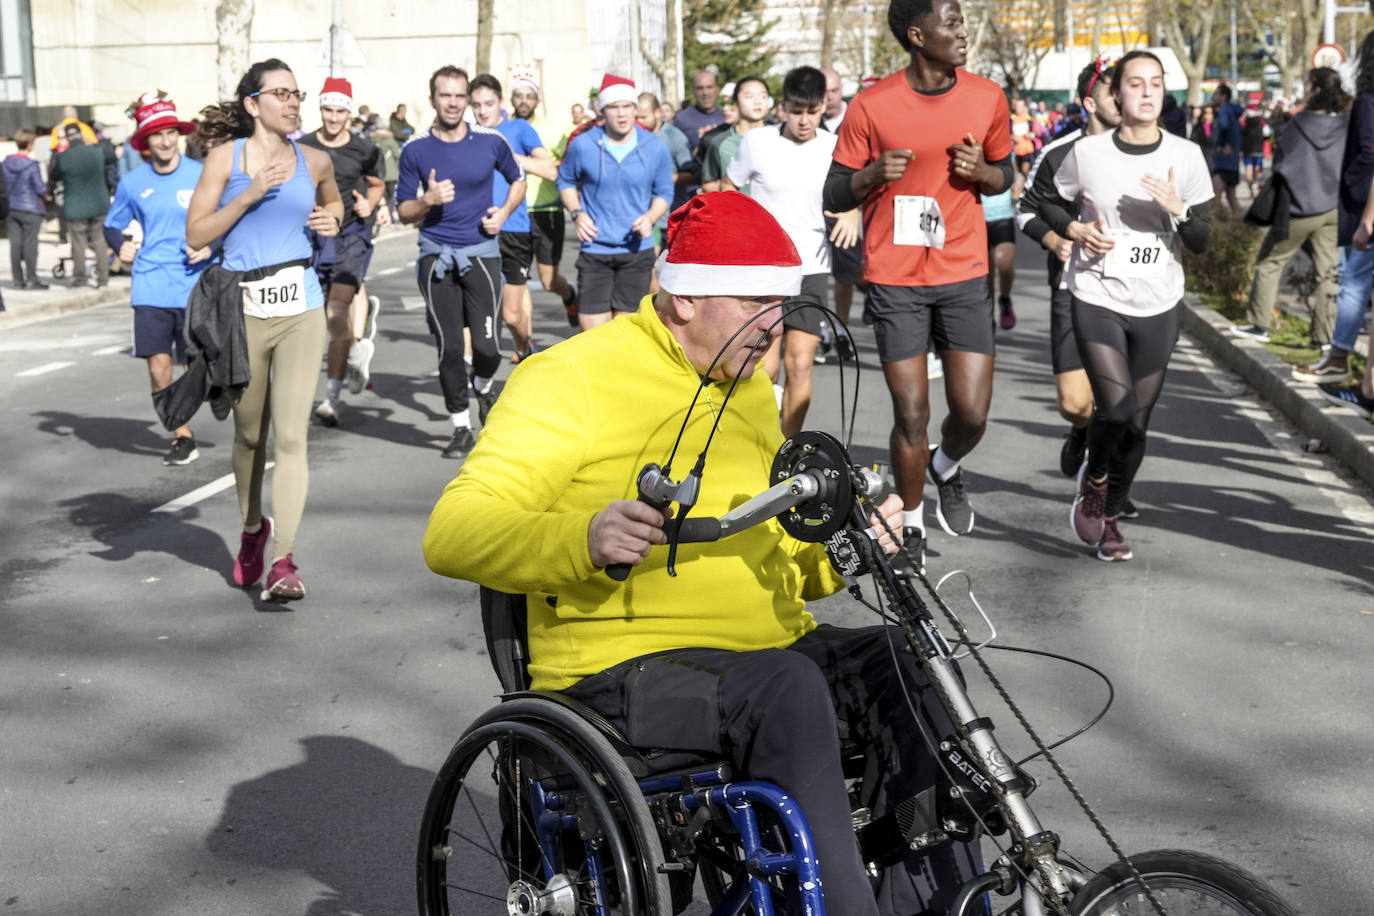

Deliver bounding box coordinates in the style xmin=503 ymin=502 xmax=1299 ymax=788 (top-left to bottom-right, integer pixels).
xmin=219 ymin=138 xmax=324 ymax=308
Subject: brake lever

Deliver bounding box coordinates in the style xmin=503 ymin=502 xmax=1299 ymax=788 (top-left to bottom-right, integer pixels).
xmin=606 ymin=463 xmax=697 ymax=581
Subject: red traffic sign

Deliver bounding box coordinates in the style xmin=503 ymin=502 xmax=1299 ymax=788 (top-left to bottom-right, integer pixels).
xmin=1313 ymin=43 xmax=1347 ymax=69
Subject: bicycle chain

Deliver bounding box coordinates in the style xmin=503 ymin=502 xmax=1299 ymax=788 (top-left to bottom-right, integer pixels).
xmin=864 ymin=499 xmax=1170 ymax=916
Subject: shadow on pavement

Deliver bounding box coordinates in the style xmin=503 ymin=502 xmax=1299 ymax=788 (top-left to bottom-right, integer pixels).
xmin=58 ymin=491 xmax=237 ymax=585
xmin=33 ymin=410 xmax=171 ymax=457
xmin=207 ymin=736 xmax=434 ymax=916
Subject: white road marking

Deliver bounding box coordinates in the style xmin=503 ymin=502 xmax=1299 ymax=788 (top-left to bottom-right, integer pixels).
xmin=92 ymin=344 xmax=127 ymax=356
xmin=374 ymin=266 xmax=404 ymax=277
xmin=17 ymin=361 xmax=75 ymax=377
xmin=0 ymin=335 xmax=120 ymax=354
xmin=401 ymin=295 xmax=426 ymax=312
xmin=152 ymin=462 xmax=274 ymax=514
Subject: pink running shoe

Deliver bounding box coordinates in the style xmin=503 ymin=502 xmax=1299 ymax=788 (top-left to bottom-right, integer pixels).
xmin=1071 ymin=474 xmax=1107 ymax=545
xmin=233 ymin=517 xmax=273 ymax=587
xmin=262 ymin=554 xmax=306 ymax=602
xmin=1096 ymin=516 xmax=1133 ymax=562
xmin=998 ymin=296 xmax=1016 ymax=330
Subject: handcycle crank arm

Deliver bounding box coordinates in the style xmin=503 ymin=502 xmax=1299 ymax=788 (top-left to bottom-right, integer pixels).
xmin=715 ymin=473 xmax=820 ymax=536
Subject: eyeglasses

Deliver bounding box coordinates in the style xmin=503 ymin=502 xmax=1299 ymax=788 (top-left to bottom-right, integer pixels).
xmin=251 ymin=88 xmax=307 ymax=103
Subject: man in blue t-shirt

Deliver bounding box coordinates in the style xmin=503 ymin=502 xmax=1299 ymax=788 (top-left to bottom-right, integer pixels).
xmin=105 ymin=95 xmax=213 ymax=467
xmin=1210 ymin=83 xmax=1244 ymax=217
xmin=397 ymin=65 xmax=525 ymax=458
xmin=558 ymin=74 xmax=674 ymax=330
xmin=469 ymin=73 xmax=560 ymax=361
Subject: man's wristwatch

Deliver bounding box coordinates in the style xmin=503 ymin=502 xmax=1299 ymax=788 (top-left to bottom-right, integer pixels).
xmin=569 ymin=208 xmax=584 ymax=220
xmin=1173 ymin=207 xmax=1191 ymax=226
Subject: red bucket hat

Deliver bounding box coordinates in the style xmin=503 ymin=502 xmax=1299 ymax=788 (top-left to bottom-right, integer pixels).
xmin=129 ymin=93 xmax=195 ymax=151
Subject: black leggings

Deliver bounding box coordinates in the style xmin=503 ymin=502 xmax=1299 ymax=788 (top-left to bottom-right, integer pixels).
xmin=1072 ymin=298 xmax=1181 ymax=516
xmin=417 ymin=254 xmax=503 ymax=413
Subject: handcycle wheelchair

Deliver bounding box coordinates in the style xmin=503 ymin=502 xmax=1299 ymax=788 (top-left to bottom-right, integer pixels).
xmin=415 ymin=431 xmax=1298 ymax=916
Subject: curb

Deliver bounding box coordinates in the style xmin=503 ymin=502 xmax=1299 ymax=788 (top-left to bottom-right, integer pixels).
xmin=0 ymin=285 xmax=129 ymax=331
xmin=1181 ymin=295 xmax=1374 ymax=491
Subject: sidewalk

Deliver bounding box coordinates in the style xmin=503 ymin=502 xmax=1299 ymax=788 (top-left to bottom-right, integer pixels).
xmin=0 ymin=229 xmax=131 ymax=330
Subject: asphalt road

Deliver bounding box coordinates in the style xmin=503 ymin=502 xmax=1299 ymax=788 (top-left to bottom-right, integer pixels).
xmin=2 ymin=228 xmax=1371 ymax=915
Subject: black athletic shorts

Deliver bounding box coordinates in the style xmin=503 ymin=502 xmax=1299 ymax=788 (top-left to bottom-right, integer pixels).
xmin=1049 ymin=286 xmax=1081 ymax=374
xmin=131 ymin=305 xmax=188 ymax=364
xmin=530 ymin=209 xmax=565 ymax=268
xmin=575 ymin=249 xmax=656 ymax=315
xmin=783 ymin=273 xmax=828 ymax=336
xmin=312 ymin=228 xmax=373 ymax=290
xmin=825 ymin=214 xmax=862 ymax=287
xmin=1215 ymin=168 xmax=1240 ymax=188
xmin=498 ymin=231 xmax=535 ymax=285
xmin=866 ymin=277 xmax=995 ymax=363
xmin=986 ymin=218 xmax=1016 ymax=248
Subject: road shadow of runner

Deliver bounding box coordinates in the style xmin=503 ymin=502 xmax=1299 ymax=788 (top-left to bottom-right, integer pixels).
xmin=58 ymin=492 xmax=237 ymax=585
xmin=33 ymin=410 xmax=176 ymax=457
xmin=206 ymin=735 xmax=435 ymax=916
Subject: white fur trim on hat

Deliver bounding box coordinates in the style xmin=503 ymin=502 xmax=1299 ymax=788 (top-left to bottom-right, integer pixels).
xmin=599 ymin=83 xmax=638 ymax=108
xmin=654 ymin=250 xmax=802 ymax=298
xmin=319 ymin=92 xmax=354 ymax=112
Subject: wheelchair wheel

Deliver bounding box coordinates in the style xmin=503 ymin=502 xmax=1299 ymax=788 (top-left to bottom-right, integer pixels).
xmin=52 ymin=262 xmax=66 ymax=280
xmin=1068 ymin=849 xmax=1297 ymax=915
xmin=417 ymin=697 xmax=672 ymax=915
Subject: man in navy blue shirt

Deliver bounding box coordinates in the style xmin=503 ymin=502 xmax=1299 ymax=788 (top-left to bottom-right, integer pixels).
xmin=105 ymin=94 xmax=213 ymax=466
xmin=397 ymin=65 xmax=525 ymax=458
xmin=469 ymin=72 xmax=560 ymax=361
xmin=558 ymin=74 xmax=673 ymax=330
xmin=1211 ymin=83 xmax=1244 ymax=217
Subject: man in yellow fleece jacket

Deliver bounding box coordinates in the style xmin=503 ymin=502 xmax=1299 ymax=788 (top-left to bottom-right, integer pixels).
xmin=423 ymin=191 xmax=983 ymax=916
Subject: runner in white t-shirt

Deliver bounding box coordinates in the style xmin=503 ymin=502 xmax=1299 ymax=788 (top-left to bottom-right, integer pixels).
xmin=1049 ymin=50 xmax=1213 ymax=562
xmin=725 ymin=65 xmax=859 ymax=435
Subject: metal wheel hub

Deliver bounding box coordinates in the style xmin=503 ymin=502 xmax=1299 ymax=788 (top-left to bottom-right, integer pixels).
xmin=506 ymin=873 xmax=576 ymax=916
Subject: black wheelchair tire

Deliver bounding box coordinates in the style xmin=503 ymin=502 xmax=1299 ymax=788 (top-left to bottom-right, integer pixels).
xmin=52 ymin=263 xmax=65 ymax=279
xmin=1067 ymin=849 xmax=1297 ymax=916
xmin=416 ymin=697 xmax=673 ymax=916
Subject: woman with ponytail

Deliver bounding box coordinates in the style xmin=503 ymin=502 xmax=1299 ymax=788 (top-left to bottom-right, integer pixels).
xmin=186 ymin=59 xmax=343 ymax=603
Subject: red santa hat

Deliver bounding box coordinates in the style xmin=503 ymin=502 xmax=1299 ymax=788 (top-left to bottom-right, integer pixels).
xmin=655 ymin=192 xmax=802 ymax=298
xmin=129 ymin=92 xmax=195 ymax=152
xmin=319 ymin=77 xmax=354 ymax=112
xmin=598 ymin=73 xmax=637 ymax=108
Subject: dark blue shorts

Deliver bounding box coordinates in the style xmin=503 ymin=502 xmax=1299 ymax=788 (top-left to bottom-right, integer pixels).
xmin=131 ymin=305 xmax=188 ymax=363
xmin=312 ymin=228 xmax=374 ymax=290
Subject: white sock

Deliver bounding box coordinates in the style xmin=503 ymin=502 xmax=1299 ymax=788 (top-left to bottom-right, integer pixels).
xmin=464 ymin=354 xmax=473 ymax=369
xmin=473 ymin=375 xmax=494 ymax=395
xmin=450 ymin=410 xmax=471 ymax=428
xmin=931 ymin=446 xmax=959 ymax=481
xmin=902 ymin=505 xmax=925 ymax=534
xmin=326 ymin=378 xmax=342 ymax=401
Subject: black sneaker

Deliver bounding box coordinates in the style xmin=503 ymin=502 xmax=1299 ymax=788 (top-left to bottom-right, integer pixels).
xmin=894 ymin=528 xmax=927 ymax=576
xmin=926 ymin=446 xmax=974 ymax=536
xmin=835 ymin=334 xmax=856 ymax=363
xmin=163 ymin=436 xmax=200 ymax=466
xmin=1059 ymin=426 xmax=1088 ymax=478
xmin=1317 ymin=381 xmax=1374 ymax=420
xmin=1120 ymin=496 xmax=1140 ymax=520
xmin=441 ymin=426 xmax=476 ymax=458
xmin=476 ymin=386 xmax=498 ymax=425
xmin=813 ymin=336 xmax=834 ymax=365
xmin=563 ymin=285 xmax=579 ymax=327
xmin=1229 ymin=323 xmax=1270 ymax=342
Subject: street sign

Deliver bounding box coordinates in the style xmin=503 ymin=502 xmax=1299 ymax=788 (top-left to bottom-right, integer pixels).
xmin=1313 ymin=43 xmax=1347 ymax=69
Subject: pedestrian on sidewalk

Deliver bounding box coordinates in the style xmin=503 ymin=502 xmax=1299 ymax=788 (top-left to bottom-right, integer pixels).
xmin=2 ymin=129 xmax=49 ymax=290
xmin=48 ymin=121 xmax=116 ymax=289
xmin=1310 ymin=30 xmax=1374 ymax=385
xmin=1211 ymin=84 xmax=1244 ymax=217
xmin=186 ymin=57 xmax=343 ymax=603
xmin=1231 ymin=69 xmax=1348 ymax=349
xmin=105 ymin=92 xmax=213 ymax=466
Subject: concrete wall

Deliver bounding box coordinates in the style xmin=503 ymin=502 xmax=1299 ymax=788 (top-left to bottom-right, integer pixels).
xmin=29 ymin=0 xmax=595 ymax=141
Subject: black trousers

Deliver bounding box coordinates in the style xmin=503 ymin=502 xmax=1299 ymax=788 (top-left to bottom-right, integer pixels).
xmin=417 ymin=254 xmax=503 ymax=414
xmin=562 ymin=624 xmax=986 ymax=916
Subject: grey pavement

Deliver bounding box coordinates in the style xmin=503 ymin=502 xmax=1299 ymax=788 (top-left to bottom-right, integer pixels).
xmin=1 ymin=228 xmax=1372 ymax=915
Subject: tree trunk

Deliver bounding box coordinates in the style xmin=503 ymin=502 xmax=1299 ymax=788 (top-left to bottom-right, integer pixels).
xmin=215 ymin=0 xmax=254 ymax=101
xmin=1161 ymin=5 xmax=1215 ymax=107
xmin=638 ymin=0 xmax=680 ymax=107
xmin=820 ymin=0 xmax=839 ymax=69
xmin=1090 ymin=4 xmax=1104 ymax=59
xmin=476 ymin=0 xmax=495 ymax=76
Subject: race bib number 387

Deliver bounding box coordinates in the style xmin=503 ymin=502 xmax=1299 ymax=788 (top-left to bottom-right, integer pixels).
xmin=893 ymin=195 xmax=946 ymax=249
xmin=1102 ymin=229 xmax=1171 ymax=280
xmin=240 ymin=264 xmax=308 ymax=319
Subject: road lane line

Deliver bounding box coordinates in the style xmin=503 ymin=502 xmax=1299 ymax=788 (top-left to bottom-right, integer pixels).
xmin=401 ymin=295 xmax=425 ymax=311
xmin=374 ymin=266 xmax=404 ymax=277
xmin=92 ymin=344 xmax=127 ymax=356
xmin=152 ymin=462 xmax=274 ymax=514
xmin=17 ymin=361 xmax=74 ymax=377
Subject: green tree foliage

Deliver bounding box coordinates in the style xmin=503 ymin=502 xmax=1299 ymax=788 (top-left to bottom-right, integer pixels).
xmin=683 ymin=0 xmax=779 ymax=95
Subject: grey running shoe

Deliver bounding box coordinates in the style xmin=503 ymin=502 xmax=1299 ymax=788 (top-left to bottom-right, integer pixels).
xmin=926 ymin=446 xmax=974 ymax=536
xmin=442 ymin=426 xmax=475 ymax=458
xmin=163 ymin=435 xmax=200 ymax=466
xmin=1059 ymin=426 xmax=1087 ymax=478
xmin=1071 ymin=473 xmax=1107 ymax=545
xmin=1096 ymin=516 xmax=1132 ymax=562
xmin=346 ymin=338 xmax=375 ymax=394
xmin=1229 ymin=323 xmax=1269 ymax=342
xmin=1317 ymin=382 xmax=1374 ymax=420
xmin=476 ymin=386 xmax=499 ymax=425
xmin=314 ymin=398 xmax=339 ymax=427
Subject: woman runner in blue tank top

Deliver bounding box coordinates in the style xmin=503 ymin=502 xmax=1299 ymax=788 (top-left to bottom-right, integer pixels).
xmin=187 ymin=58 xmax=343 ymax=604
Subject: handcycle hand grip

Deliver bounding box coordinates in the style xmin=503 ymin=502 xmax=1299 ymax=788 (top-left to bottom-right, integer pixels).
xmin=605 ymin=517 xmax=722 ymax=581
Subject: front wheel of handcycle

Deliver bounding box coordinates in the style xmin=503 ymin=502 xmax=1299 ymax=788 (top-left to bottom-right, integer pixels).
xmin=1068 ymin=849 xmax=1297 ymax=915
xmin=416 ymin=697 xmax=673 ymax=915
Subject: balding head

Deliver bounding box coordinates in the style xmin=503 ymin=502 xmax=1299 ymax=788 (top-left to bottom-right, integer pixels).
xmin=62 ymin=105 xmax=78 ymax=120
xmin=821 ymin=68 xmax=844 ymax=118
xmin=691 ymin=70 xmax=720 ymax=112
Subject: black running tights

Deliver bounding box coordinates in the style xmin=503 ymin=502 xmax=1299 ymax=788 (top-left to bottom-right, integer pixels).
xmin=1071 ymin=298 xmax=1181 ymax=517
xmin=418 ymin=254 xmax=503 ymax=414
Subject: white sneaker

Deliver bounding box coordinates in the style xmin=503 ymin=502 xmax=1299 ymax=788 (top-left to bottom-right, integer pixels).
xmin=365 ymin=295 xmax=381 ymax=341
xmin=346 ymin=338 xmax=375 ymax=394
xmin=927 ymin=356 xmax=944 ymax=380
xmin=314 ymin=398 xmax=339 ymax=427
